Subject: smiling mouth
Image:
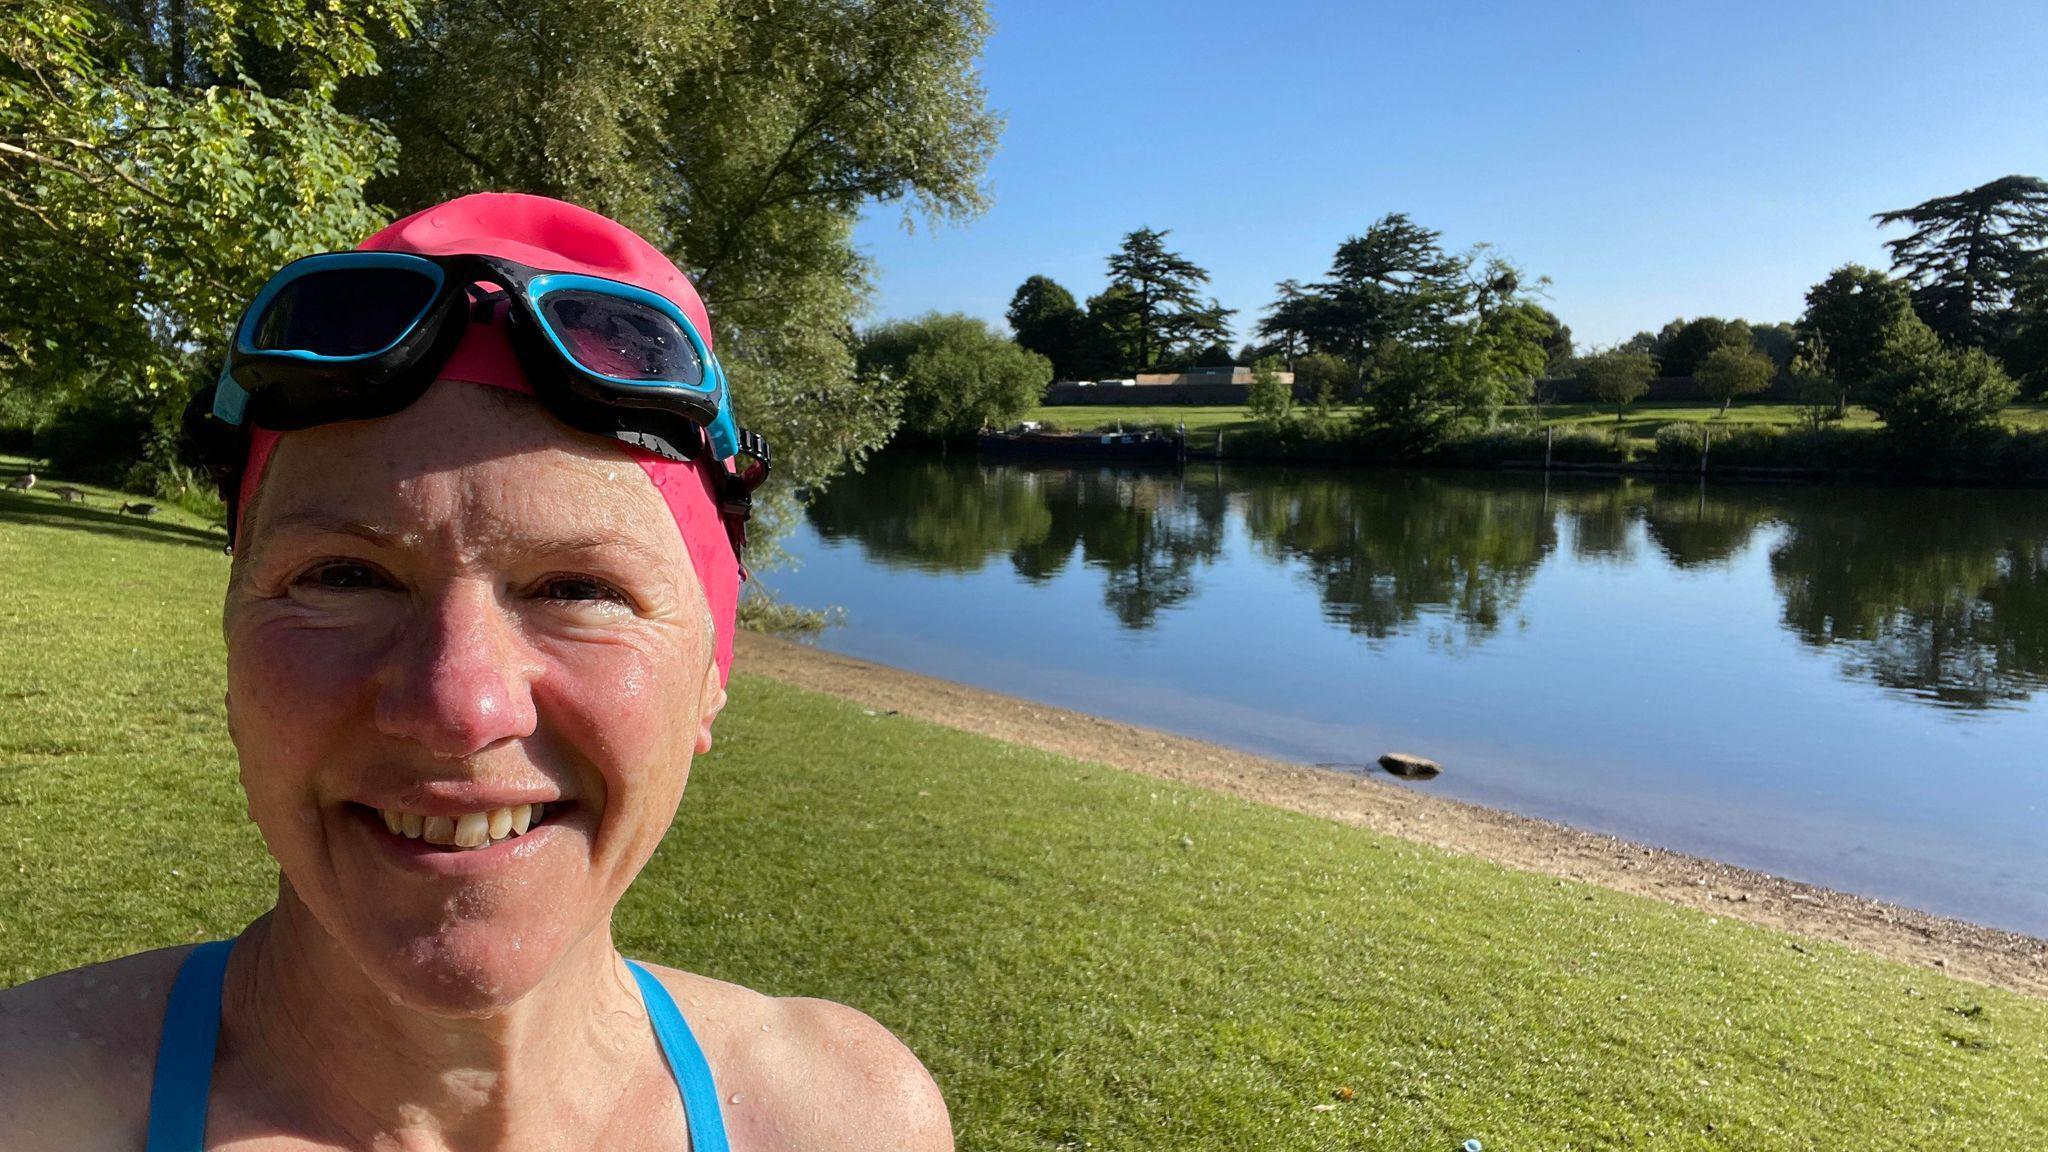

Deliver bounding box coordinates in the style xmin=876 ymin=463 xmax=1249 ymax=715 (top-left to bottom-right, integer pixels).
xmin=364 ymin=803 xmax=563 ymax=850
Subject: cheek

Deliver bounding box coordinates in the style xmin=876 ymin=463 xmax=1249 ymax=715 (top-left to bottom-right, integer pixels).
xmin=538 ymin=636 xmax=701 ymax=814
xmin=225 ymin=615 xmax=383 ymax=792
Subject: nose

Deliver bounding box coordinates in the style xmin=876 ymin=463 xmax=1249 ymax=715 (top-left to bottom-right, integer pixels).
xmin=375 ymin=579 xmax=539 ymax=758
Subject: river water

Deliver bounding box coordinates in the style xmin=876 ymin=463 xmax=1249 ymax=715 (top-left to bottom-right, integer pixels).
xmin=768 ymin=453 xmax=2048 ymax=935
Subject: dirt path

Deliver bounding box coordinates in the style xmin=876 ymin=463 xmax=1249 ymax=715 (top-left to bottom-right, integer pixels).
xmin=736 ymin=632 xmax=2048 ymax=998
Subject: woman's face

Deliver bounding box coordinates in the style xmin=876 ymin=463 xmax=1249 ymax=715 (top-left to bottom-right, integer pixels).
xmin=223 ymin=381 xmax=723 ymax=1015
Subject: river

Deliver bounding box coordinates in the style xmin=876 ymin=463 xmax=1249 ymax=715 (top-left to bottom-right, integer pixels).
xmin=767 ymin=453 xmax=2048 ymax=936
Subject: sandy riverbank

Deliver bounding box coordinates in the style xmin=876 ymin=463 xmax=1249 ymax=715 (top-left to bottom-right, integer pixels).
xmin=736 ymin=630 xmax=2048 ymax=998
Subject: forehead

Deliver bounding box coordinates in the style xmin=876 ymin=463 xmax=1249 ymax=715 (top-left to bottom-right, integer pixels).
xmin=245 ymin=382 xmax=687 ymax=564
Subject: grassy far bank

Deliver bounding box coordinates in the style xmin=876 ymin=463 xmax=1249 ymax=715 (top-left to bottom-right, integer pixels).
xmin=1031 ymin=399 xmax=2048 ymax=443
xmin=6 ymin=478 xmax=2048 ymax=1148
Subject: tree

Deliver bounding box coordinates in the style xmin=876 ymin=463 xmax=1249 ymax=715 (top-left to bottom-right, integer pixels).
xmin=1656 ymin=317 xmax=1752 ymax=377
xmin=1246 ymin=357 xmax=1294 ymax=431
xmin=346 ymin=0 xmax=1001 ymax=496
xmin=1797 ymin=264 xmax=1916 ymax=414
xmin=1253 ymin=278 xmax=1321 ymax=364
xmin=1287 ymin=213 xmax=1469 ymax=366
xmin=1293 ymin=351 xmax=1356 ymax=416
xmin=1748 ymin=321 xmax=1798 ymax=371
xmin=1865 ymin=311 xmax=2017 ymax=458
xmin=1080 ymin=283 xmax=1141 ymax=377
xmin=857 ymin=313 xmax=1049 ymax=440
xmin=1 ymin=1 xmax=411 ymax=420
xmin=1578 ymin=348 xmax=1655 ymax=421
xmin=1006 ymin=275 xmax=1087 ymax=380
xmin=1695 ymin=344 xmax=1775 ymax=413
xmin=1097 ymin=227 xmax=1233 ymax=371
xmin=1875 ymin=175 xmax=2048 ymax=348
xmin=1536 ymin=309 xmax=1575 ymax=377
xmin=2002 ymin=260 xmax=2048 ymax=396
xmin=1619 ymin=330 xmax=1662 ymax=357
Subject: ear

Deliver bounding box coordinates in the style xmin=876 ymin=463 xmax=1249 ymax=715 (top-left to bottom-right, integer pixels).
xmin=694 ymin=658 xmax=727 ymax=756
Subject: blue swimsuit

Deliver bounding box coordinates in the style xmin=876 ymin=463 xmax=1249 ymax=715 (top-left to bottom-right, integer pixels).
xmin=144 ymin=940 xmax=730 ymax=1151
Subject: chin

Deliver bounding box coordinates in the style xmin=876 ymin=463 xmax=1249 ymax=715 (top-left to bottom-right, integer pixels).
xmin=355 ymin=913 xmax=583 ymax=1017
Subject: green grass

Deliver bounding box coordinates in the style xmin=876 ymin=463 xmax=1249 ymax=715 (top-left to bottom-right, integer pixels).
xmin=1031 ymin=399 xmax=2048 ymax=444
xmin=1026 ymin=404 xmax=1257 ymax=437
xmin=6 ymin=455 xmax=2048 ymax=1148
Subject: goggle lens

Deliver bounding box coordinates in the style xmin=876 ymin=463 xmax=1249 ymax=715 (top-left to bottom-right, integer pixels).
xmin=253 ymin=267 xmax=439 ymax=357
xmin=539 ymin=290 xmax=704 ymax=385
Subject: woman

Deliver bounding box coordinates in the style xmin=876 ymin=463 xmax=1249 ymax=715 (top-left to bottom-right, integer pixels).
xmin=0 ymin=194 xmax=953 ymax=1151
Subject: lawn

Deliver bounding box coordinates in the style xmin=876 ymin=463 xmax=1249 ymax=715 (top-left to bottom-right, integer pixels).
xmin=1031 ymin=399 xmax=2048 ymax=444
xmin=1026 ymin=404 xmax=1257 ymax=437
xmin=5 ymin=454 xmax=2047 ymax=1149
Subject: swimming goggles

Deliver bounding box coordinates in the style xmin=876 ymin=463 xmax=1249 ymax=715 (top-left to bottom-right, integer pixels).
xmin=188 ymin=250 xmax=771 ymax=551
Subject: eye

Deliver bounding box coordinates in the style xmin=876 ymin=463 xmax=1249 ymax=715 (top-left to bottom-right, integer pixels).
xmin=534 ymin=574 xmax=627 ymax=605
xmin=294 ymin=560 xmax=392 ymax=591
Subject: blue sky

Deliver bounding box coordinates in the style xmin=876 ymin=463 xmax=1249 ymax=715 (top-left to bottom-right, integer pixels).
xmin=852 ymin=0 xmax=2048 ymax=349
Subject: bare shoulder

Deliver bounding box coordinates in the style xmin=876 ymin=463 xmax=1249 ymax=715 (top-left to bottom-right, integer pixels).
xmin=643 ymin=965 xmax=952 ymax=1152
xmin=0 ymin=946 xmax=193 ymax=1150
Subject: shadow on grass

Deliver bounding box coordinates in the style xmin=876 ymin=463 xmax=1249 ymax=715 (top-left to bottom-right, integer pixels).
xmin=0 ymin=493 xmax=226 ymax=551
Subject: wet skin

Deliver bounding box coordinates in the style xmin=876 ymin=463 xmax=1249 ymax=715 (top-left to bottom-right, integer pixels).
xmin=0 ymin=381 xmax=951 ymax=1151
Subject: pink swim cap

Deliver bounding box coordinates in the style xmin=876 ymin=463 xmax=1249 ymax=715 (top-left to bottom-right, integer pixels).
xmin=238 ymin=193 xmax=742 ymax=684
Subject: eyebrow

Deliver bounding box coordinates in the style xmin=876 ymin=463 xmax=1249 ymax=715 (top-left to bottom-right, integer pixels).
xmin=254 ymin=512 xmax=674 ymax=566
xmin=255 ymin=512 xmax=404 ymax=547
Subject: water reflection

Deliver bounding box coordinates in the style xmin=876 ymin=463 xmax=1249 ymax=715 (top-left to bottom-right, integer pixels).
xmin=1768 ymin=489 xmax=2048 ymax=710
xmin=1241 ymin=472 xmax=1552 ymax=645
xmin=807 ymin=455 xmax=1227 ymax=628
xmin=805 ymin=452 xmax=2048 ymax=711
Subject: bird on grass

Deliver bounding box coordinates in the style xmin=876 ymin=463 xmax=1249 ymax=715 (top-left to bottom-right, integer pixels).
xmin=49 ymin=485 xmax=87 ymax=504
xmin=119 ymin=501 xmax=158 ymax=517
xmin=4 ymin=469 xmax=33 ymax=492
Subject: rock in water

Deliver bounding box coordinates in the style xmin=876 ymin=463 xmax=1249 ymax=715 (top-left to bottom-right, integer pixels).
xmin=1378 ymin=752 xmax=1442 ymax=779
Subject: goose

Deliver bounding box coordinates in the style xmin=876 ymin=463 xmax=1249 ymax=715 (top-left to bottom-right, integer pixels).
xmin=119 ymin=501 xmax=158 ymax=517
xmin=4 ymin=469 xmax=32 ymax=492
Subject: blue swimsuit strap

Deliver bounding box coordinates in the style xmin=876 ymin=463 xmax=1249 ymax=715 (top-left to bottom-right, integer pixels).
xmin=144 ymin=940 xmax=233 ymax=1152
xmin=143 ymin=941 xmax=729 ymax=1152
xmin=627 ymin=960 xmax=732 ymax=1152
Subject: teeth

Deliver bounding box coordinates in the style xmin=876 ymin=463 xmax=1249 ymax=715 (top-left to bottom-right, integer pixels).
xmin=454 ymin=812 xmax=490 ymax=848
xmin=377 ymin=803 xmax=547 ymax=850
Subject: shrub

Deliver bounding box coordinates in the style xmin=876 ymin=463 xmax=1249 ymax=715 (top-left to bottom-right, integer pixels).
xmin=1247 ymin=357 xmax=1294 ymax=431
xmin=1651 ymin=422 xmax=1708 ymax=465
xmin=858 ymin=313 xmax=1049 ymax=440
xmin=1433 ymin=426 xmax=1627 ymax=467
xmin=1866 ymin=314 xmax=2018 ymax=461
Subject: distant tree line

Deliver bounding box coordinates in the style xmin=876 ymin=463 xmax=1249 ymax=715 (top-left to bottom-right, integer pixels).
xmin=986 ymin=174 xmax=2048 ymax=468
xmin=999 ymin=215 xmax=1568 ymax=454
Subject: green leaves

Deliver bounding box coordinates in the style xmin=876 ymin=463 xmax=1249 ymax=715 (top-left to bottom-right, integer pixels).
xmin=1099 ymin=228 xmax=1234 ymax=371
xmin=6 ymin=0 xmax=1002 ymax=519
xmin=1875 ymin=176 xmax=2048 ymax=349
xmin=857 ymin=312 xmax=1049 ymax=440
xmin=1 ymin=0 xmax=404 ymax=410
xmin=1866 ymin=312 xmax=2018 ymax=456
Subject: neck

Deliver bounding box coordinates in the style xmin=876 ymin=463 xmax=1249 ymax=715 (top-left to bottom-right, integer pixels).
xmin=219 ymin=889 xmax=660 ymax=1150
